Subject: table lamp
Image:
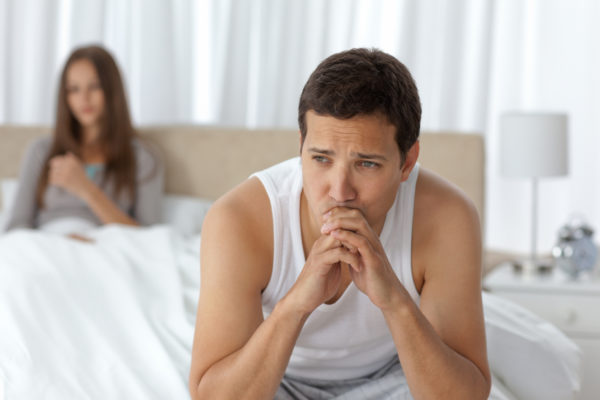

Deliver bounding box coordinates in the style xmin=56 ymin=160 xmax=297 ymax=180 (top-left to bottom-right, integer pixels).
xmin=500 ymin=112 xmax=569 ymax=272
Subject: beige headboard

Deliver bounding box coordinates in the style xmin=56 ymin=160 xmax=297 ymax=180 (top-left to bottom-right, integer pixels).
xmin=0 ymin=125 xmax=484 ymax=221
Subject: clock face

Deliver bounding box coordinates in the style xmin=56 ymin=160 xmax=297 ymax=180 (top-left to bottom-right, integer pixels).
xmin=554 ymin=237 xmax=598 ymax=276
xmin=573 ymin=238 xmax=598 ymax=271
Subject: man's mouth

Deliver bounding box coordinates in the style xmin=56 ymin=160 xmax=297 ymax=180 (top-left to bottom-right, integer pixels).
xmin=321 ymin=204 xmax=363 ymax=220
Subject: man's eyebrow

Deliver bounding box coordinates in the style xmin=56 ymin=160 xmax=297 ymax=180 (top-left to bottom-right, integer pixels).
xmin=307 ymin=147 xmax=334 ymax=155
xmin=354 ymin=152 xmax=388 ymax=161
xmin=307 ymin=147 xmax=388 ymax=161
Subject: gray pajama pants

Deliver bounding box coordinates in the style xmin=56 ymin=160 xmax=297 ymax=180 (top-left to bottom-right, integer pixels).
xmin=274 ymin=357 xmax=414 ymax=400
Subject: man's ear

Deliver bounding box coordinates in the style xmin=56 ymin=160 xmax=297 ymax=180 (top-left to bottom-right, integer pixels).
xmin=400 ymin=140 xmax=419 ymax=181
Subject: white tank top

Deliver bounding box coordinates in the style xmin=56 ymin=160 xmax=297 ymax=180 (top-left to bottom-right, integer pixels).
xmin=253 ymin=157 xmax=420 ymax=381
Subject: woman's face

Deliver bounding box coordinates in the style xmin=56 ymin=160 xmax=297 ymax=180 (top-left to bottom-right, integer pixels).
xmin=65 ymin=59 xmax=105 ymax=133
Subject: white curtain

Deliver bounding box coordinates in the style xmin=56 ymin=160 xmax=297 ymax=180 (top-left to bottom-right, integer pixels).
xmin=1 ymin=0 xmax=599 ymax=255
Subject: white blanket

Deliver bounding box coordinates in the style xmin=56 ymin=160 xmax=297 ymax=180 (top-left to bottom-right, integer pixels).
xmin=0 ymin=225 xmax=581 ymax=399
xmin=0 ymin=225 xmax=200 ymax=399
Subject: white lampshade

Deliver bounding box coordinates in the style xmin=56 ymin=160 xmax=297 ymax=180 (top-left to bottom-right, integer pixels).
xmin=500 ymin=112 xmax=569 ymax=178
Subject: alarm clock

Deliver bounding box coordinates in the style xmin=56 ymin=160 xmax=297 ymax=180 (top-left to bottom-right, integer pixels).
xmin=552 ymin=220 xmax=598 ymax=278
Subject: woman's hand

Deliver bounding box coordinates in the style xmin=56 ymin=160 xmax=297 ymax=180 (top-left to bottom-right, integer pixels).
xmin=49 ymin=152 xmax=139 ymax=227
xmin=67 ymin=233 xmax=95 ymax=243
xmin=48 ymin=152 xmax=93 ymax=199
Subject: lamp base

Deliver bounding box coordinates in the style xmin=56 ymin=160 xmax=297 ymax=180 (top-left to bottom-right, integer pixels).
xmin=511 ymin=258 xmax=554 ymax=276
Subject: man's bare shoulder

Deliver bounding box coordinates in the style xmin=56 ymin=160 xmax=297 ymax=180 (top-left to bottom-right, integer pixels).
xmin=414 ymin=167 xmax=480 ymax=235
xmin=201 ymin=177 xmax=273 ymax=290
xmin=190 ymin=177 xmax=273 ymax=393
xmin=205 ymin=177 xmax=272 ymax=230
xmin=412 ymin=172 xmax=489 ymax=395
xmin=412 ymin=167 xmax=482 ymax=284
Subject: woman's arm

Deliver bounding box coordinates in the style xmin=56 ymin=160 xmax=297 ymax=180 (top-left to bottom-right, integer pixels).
xmin=78 ymin=181 xmax=139 ymax=226
xmin=131 ymin=142 xmax=164 ymax=226
xmin=5 ymin=138 xmax=49 ymax=231
xmin=49 ymin=153 xmax=138 ymax=226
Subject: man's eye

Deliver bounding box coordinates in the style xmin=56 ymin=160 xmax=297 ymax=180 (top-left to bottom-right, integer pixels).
xmin=359 ymin=161 xmax=379 ymax=168
xmin=313 ymin=156 xmax=329 ymax=163
xmin=66 ymin=86 xmax=79 ymax=93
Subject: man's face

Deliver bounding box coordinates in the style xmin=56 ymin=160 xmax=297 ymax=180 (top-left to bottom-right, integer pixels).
xmin=301 ymin=111 xmax=409 ymax=232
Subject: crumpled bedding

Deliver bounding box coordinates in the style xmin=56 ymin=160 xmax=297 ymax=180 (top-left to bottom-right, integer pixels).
xmin=0 ymin=225 xmax=200 ymax=399
xmin=0 ymin=225 xmax=582 ymax=399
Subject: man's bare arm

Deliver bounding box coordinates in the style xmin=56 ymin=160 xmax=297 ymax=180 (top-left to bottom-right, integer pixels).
xmin=189 ymin=178 xmax=303 ymax=399
xmin=386 ymin=181 xmax=490 ymax=399
xmin=325 ymin=174 xmax=491 ymax=399
xmin=192 ymin=289 xmax=308 ymax=399
xmin=189 ymin=178 xmax=353 ymax=399
xmin=386 ymin=189 xmax=490 ymax=399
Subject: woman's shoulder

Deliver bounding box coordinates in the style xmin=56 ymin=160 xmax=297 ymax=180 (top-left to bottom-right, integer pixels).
xmin=30 ymin=135 xmax=52 ymax=150
xmin=24 ymin=136 xmax=53 ymax=161
xmin=131 ymin=137 xmax=159 ymax=160
xmin=130 ymin=137 xmax=164 ymax=179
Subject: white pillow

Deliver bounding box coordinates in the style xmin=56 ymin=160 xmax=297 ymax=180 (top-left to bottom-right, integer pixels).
xmin=1 ymin=178 xmax=18 ymax=213
xmin=483 ymin=292 xmax=582 ymax=400
xmin=1 ymin=179 xmax=19 ymax=231
xmin=161 ymin=194 xmax=213 ymax=236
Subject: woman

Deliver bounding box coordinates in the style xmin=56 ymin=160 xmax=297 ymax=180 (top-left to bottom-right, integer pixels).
xmin=5 ymin=45 xmax=163 ymax=235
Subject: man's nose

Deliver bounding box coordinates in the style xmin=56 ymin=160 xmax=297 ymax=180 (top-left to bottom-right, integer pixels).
xmin=328 ymin=167 xmax=357 ymax=203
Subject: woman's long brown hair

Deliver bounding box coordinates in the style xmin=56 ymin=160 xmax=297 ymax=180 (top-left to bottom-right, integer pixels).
xmin=36 ymin=45 xmax=137 ymax=207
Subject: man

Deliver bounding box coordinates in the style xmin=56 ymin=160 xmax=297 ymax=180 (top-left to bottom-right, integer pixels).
xmin=189 ymin=48 xmax=491 ymax=399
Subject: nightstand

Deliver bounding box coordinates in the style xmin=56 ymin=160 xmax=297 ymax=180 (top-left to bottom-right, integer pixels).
xmin=484 ymin=263 xmax=600 ymax=400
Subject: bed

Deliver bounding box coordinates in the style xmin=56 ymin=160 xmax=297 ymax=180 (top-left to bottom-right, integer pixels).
xmin=0 ymin=125 xmax=582 ymax=399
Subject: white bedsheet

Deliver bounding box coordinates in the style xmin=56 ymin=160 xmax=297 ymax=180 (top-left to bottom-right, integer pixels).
xmin=0 ymin=225 xmax=581 ymax=399
xmin=0 ymin=225 xmax=200 ymax=399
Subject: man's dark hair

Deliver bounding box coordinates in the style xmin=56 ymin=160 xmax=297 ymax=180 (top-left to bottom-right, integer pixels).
xmin=298 ymin=48 xmax=421 ymax=161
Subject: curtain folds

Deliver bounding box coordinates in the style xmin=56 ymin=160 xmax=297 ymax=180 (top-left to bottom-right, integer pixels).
xmin=1 ymin=0 xmax=598 ymax=255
